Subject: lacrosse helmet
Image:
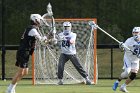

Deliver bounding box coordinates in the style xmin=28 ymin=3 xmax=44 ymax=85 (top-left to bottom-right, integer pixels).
xmin=132 ymin=27 xmax=140 ymax=41
xmin=30 ymin=14 xmax=43 ymax=25
xmin=63 ymin=21 xmax=72 ymax=35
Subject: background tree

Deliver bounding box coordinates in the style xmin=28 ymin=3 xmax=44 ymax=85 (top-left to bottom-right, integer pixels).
xmin=1 ymin=0 xmax=140 ymax=45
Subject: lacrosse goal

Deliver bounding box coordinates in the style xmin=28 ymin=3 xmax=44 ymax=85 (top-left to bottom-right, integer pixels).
xmin=32 ymin=18 xmax=97 ymax=85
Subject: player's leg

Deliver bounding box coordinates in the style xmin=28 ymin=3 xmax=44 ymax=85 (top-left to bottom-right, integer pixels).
xmin=57 ymin=53 xmax=69 ymax=85
xmin=12 ymin=67 xmax=28 ymax=84
xmin=112 ymin=58 xmax=131 ymax=91
xmin=6 ymin=68 xmax=28 ymax=93
xmin=120 ymin=62 xmax=139 ymax=92
xmin=69 ymin=54 xmax=91 ymax=85
xmin=6 ymin=51 xmax=29 ymax=93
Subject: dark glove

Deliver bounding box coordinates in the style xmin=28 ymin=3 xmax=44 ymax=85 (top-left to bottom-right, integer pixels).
xmin=119 ymin=42 xmax=124 ymax=51
xmin=137 ymin=54 xmax=140 ymax=58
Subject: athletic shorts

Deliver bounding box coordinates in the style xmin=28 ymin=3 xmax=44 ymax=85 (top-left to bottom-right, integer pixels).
xmin=15 ymin=50 xmax=30 ymax=68
xmin=123 ymin=56 xmax=139 ymax=72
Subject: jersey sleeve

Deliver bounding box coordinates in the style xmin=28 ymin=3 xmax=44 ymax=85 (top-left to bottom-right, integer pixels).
xmin=28 ymin=28 xmax=47 ymax=42
xmin=124 ymin=38 xmax=131 ymax=47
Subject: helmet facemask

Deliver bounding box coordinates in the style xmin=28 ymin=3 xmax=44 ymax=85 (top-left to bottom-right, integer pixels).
xmin=63 ymin=21 xmax=72 ymax=35
xmin=133 ymin=32 xmax=140 ymax=41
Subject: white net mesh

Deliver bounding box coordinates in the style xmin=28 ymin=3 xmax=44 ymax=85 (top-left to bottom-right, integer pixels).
xmin=33 ymin=19 xmax=97 ymax=85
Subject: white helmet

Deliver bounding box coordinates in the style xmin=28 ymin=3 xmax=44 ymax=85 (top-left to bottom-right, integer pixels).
xmin=132 ymin=27 xmax=140 ymax=41
xmin=63 ymin=21 xmax=71 ymax=27
xmin=132 ymin=27 xmax=140 ymax=33
xmin=63 ymin=21 xmax=72 ymax=35
xmin=30 ymin=14 xmax=43 ymax=24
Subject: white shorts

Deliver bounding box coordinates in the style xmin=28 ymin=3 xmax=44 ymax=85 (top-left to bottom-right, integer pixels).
xmin=123 ymin=57 xmax=139 ymax=73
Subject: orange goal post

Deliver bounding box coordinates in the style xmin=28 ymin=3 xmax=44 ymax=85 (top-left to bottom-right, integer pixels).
xmin=32 ymin=18 xmax=97 ymax=85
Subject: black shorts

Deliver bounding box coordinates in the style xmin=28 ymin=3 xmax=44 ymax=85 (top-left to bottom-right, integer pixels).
xmin=15 ymin=50 xmax=30 ymax=68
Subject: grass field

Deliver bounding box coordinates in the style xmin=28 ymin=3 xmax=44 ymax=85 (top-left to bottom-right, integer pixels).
xmin=0 ymin=79 xmax=140 ymax=93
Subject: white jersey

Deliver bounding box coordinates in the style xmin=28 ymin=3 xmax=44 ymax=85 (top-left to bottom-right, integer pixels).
xmin=28 ymin=28 xmax=42 ymax=40
xmin=58 ymin=32 xmax=76 ymax=55
xmin=124 ymin=37 xmax=140 ymax=63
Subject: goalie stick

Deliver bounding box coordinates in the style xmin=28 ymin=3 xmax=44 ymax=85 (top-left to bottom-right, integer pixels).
xmin=88 ymin=21 xmax=137 ymax=55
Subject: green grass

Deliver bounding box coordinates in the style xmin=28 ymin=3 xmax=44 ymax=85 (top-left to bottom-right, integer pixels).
xmin=0 ymin=79 xmax=140 ymax=93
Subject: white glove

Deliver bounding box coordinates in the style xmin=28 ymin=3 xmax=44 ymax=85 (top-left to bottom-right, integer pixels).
xmin=42 ymin=36 xmax=47 ymax=41
xmin=40 ymin=36 xmax=47 ymax=45
xmin=51 ymin=38 xmax=58 ymax=44
xmin=58 ymin=34 xmax=66 ymax=41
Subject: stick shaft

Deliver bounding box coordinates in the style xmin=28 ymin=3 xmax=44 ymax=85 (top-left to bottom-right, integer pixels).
xmin=94 ymin=24 xmax=135 ymax=54
xmin=96 ymin=25 xmax=120 ymax=43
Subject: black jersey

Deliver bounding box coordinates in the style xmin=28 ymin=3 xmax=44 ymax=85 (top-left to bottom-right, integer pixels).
xmin=18 ymin=25 xmax=36 ymax=55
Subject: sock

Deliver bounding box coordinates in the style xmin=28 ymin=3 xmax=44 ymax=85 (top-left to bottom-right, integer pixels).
xmin=13 ymin=83 xmax=17 ymax=89
xmin=115 ymin=80 xmax=119 ymax=83
xmin=121 ymin=83 xmax=126 ymax=87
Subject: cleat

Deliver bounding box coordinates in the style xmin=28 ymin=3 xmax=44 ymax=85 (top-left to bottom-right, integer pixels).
xmin=5 ymin=90 xmax=13 ymax=93
xmin=5 ymin=89 xmax=15 ymax=93
xmin=85 ymin=79 xmax=91 ymax=85
xmin=57 ymin=80 xmax=63 ymax=85
xmin=13 ymin=89 xmax=16 ymax=93
xmin=112 ymin=81 xmax=119 ymax=91
xmin=120 ymin=86 xmax=129 ymax=93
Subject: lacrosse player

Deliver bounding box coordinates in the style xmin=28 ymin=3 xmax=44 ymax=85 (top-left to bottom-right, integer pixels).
xmin=6 ymin=14 xmax=48 ymax=93
xmin=112 ymin=27 xmax=140 ymax=92
xmin=57 ymin=21 xmax=91 ymax=85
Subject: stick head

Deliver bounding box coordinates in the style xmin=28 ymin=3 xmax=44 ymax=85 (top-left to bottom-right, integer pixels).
xmin=88 ymin=21 xmax=95 ymax=26
xmin=47 ymin=3 xmax=53 ymax=16
xmin=88 ymin=21 xmax=97 ymax=29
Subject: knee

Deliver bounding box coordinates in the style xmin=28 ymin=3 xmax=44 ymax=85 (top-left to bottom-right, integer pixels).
xmin=19 ymin=71 xmax=28 ymax=77
xmin=129 ymin=72 xmax=136 ymax=80
xmin=23 ymin=70 xmax=28 ymax=76
xmin=121 ymin=71 xmax=129 ymax=78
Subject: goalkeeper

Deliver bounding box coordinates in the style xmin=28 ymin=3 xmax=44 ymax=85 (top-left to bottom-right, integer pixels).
xmin=112 ymin=27 xmax=140 ymax=92
xmin=57 ymin=21 xmax=91 ymax=85
xmin=6 ymin=14 xmax=48 ymax=93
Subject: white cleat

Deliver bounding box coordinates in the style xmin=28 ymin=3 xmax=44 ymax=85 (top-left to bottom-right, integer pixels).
xmin=85 ymin=79 xmax=92 ymax=85
xmin=13 ymin=89 xmax=16 ymax=93
xmin=57 ymin=80 xmax=63 ymax=85
xmin=5 ymin=89 xmax=15 ymax=93
xmin=120 ymin=86 xmax=129 ymax=93
xmin=5 ymin=90 xmax=12 ymax=93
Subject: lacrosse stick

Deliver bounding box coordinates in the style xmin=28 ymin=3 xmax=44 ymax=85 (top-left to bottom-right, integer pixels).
xmin=46 ymin=3 xmax=56 ymax=40
xmin=41 ymin=3 xmax=57 ymax=44
xmin=88 ymin=21 xmax=136 ymax=55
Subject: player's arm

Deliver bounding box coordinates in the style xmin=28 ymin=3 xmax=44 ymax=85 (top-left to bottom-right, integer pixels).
xmin=28 ymin=28 xmax=48 ymax=43
xmin=119 ymin=38 xmax=130 ymax=52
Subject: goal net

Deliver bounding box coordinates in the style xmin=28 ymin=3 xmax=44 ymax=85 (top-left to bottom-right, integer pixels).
xmin=32 ymin=18 xmax=97 ymax=85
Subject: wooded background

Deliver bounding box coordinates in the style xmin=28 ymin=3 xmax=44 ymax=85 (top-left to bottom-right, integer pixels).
xmin=1 ymin=0 xmax=140 ymax=45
